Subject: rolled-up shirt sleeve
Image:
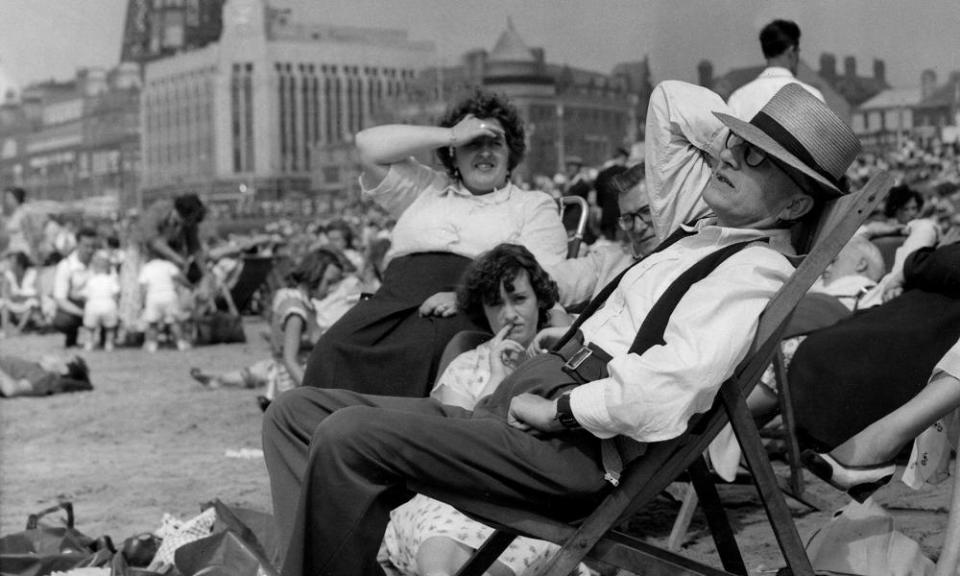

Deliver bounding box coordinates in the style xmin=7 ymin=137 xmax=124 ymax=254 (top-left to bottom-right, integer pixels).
xmin=569 ymin=249 xmax=792 ymax=442
xmin=645 ymin=81 xmax=730 ymax=240
xmin=360 ymin=157 xmax=446 ymax=218
xmin=517 ymin=193 xmax=568 ymax=268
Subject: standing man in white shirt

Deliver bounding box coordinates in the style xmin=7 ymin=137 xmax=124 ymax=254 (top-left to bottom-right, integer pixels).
xmin=262 ymin=82 xmax=862 ymax=576
xmin=727 ymin=19 xmax=826 ymax=121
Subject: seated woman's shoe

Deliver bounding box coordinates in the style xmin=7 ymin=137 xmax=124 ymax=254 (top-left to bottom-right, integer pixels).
xmin=801 ymin=450 xmax=896 ymax=503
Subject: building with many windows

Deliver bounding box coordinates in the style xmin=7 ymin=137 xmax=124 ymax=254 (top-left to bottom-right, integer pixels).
xmin=0 ymin=64 xmax=142 ymax=208
xmin=140 ymin=0 xmax=434 ymax=208
xmin=377 ymin=20 xmax=651 ymax=183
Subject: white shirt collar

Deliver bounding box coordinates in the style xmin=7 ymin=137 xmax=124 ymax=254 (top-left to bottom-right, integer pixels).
xmin=759 ymin=66 xmax=796 ymax=79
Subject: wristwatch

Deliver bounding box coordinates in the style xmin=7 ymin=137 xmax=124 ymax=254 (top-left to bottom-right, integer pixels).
xmin=555 ymin=393 xmax=581 ymax=430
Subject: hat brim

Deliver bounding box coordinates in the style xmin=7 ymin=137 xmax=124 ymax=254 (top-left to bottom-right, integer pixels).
xmin=713 ymin=111 xmax=843 ymax=197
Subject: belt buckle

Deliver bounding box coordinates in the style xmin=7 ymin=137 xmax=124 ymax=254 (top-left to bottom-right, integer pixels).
xmin=563 ymin=346 xmax=593 ymax=371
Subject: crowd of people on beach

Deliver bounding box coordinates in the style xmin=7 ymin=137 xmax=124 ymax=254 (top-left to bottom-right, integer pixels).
xmin=3 ymin=16 xmax=960 ymax=576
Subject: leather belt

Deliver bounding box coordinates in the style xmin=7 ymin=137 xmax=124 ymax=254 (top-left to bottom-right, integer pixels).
xmin=553 ymin=331 xmax=646 ymax=486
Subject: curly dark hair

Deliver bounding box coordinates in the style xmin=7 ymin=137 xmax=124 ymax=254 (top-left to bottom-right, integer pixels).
xmin=883 ymin=184 xmax=923 ymax=219
xmin=457 ymin=243 xmax=558 ymax=331
xmin=435 ymin=90 xmax=526 ymax=180
xmin=285 ymin=248 xmax=343 ymax=290
xmin=174 ymin=193 xmax=207 ymax=226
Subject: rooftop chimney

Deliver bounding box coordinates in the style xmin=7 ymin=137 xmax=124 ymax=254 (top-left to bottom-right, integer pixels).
xmin=844 ymin=56 xmax=857 ymax=79
xmin=697 ymin=60 xmax=713 ymax=90
xmin=921 ymin=69 xmax=937 ymax=99
xmin=873 ymin=59 xmax=886 ymax=85
xmin=820 ymin=53 xmax=836 ymax=80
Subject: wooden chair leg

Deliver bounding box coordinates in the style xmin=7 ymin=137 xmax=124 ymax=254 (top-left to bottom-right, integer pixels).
xmin=689 ymin=458 xmax=748 ymax=576
xmin=721 ymin=384 xmax=815 ymax=576
xmin=668 ymin=484 xmax=699 ymax=551
xmin=773 ymin=350 xmax=833 ymax=512
xmin=455 ymin=530 xmax=516 ymax=576
xmin=773 ymin=349 xmax=804 ymax=496
xmin=935 ymin=453 xmax=960 ymax=576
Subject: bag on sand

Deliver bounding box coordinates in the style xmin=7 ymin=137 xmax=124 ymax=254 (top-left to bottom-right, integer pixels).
xmin=805 ymin=498 xmax=934 ymax=576
xmin=173 ymin=500 xmax=279 ymax=576
xmin=194 ymin=285 xmax=246 ymax=345
xmin=0 ymin=502 xmax=114 ymax=576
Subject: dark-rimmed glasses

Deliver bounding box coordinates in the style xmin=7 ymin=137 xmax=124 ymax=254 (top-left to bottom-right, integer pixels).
xmin=617 ymin=206 xmax=652 ymax=231
xmin=726 ymin=132 xmax=769 ymax=168
xmin=726 ymin=132 xmax=811 ymax=194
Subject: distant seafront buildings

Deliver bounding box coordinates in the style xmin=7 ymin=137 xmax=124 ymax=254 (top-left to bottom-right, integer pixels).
xmin=0 ymin=0 xmax=957 ymax=212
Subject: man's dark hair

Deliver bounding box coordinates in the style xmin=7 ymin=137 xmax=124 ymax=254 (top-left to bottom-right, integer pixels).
xmin=436 ymin=90 xmax=526 ymax=179
xmin=760 ymin=19 xmax=801 ymax=59
xmin=457 ymin=243 xmax=559 ymax=331
xmin=4 ymin=186 xmax=26 ymax=205
xmin=76 ymin=227 xmax=98 ymax=242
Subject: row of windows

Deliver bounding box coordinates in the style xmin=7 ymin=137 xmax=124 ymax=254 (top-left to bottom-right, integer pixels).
xmin=232 ymin=64 xmax=255 ymax=173
xmin=274 ymin=64 xmax=406 ymax=173
xmin=272 ymin=62 xmax=413 ymax=79
xmin=143 ymin=74 xmax=215 ymax=178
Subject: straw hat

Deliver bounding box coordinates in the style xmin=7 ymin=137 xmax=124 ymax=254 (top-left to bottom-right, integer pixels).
xmin=714 ymin=84 xmax=861 ymax=197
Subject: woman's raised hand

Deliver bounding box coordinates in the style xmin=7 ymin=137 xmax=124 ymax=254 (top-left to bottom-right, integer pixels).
xmin=449 ymin=114 xmax=504 ymax=147
xmin=418 ymin=291 xmax=458 ymax=317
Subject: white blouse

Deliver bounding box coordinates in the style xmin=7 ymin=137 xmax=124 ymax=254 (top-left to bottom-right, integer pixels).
xmin=362 ymin=158 xmax=567 ymax=268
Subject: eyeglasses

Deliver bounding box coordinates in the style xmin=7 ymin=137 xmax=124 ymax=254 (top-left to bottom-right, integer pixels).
xmin=726 ymin=132 xmax=769 ymax=168
xmin=617 ymin=207 xmax=652 ymax=231
xmin=725 ymin=132 xmax=811 ymax=194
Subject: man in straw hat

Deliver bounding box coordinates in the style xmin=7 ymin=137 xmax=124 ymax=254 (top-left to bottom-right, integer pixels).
xmin=262 ymin=80 xmax=862 ymax=576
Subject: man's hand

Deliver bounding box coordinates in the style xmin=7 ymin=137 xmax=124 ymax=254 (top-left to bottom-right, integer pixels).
xmin=507 ymin=393 xmax=564 ymax=433
xmin=419 ymin=291 xmax=458 ymax=317
xmin=877 ymin=270 xmax=905 ymax=303
xmin=526 ymin=326 xmax=569 ymax=357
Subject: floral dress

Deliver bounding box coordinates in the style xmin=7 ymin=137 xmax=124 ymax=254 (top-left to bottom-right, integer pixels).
xmin=379 ymin=342 xmax=589 ymax=576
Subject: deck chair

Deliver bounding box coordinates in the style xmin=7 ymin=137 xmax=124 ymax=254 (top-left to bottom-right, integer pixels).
xmin=436 ymin=331 xmax=494 ymax=382
xmin=412 ymin=172 xmax=893 ymax=576
xmin=666 ymin=292 xmax=853 ymax=551
xmin=872 ymin=234 xmax=906 ymax=273
xmin=228 ymin=255 xmax=275 ymax=314
xmin=559 ymin=196 xmax=590 ymax=258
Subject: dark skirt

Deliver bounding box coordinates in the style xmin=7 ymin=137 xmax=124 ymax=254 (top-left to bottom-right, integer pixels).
xmin=301 ymin=252 xmax=486 ymax=397
xmin=791 ymin=288 xmax=960 ymax=452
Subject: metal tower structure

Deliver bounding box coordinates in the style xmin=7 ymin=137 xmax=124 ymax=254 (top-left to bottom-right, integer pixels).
xmin=120 ymin=0 xmax=226 ymax=64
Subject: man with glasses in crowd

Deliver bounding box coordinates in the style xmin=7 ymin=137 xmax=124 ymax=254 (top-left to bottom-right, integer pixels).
xmin=262 ymin=81 xmax=862 ymax=576
xmin=546 ymin=162 xmax=658 ymax=311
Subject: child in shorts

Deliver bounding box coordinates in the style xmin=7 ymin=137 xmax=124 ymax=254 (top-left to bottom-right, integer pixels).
xmin=138 ymin=253 xmax=190 ymax=352
xmin=81 ymin=250 xmax=120 ymax=351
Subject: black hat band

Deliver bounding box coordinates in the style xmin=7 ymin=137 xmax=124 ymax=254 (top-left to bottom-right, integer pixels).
xmin=750 ymin=111 xmax=841 ymax=189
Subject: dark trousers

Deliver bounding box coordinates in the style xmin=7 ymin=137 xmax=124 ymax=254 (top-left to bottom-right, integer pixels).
xmin=52 ymin=304 xmax=83 ymax=347
xmin=262 ymin=354 xmax=609 ymax=576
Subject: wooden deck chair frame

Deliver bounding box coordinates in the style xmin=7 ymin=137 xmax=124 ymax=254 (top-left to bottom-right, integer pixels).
xmin=667 ymin=292 xmax=853 ymax=551
xmin=413 ymin=172 xmax=894 ymax=576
